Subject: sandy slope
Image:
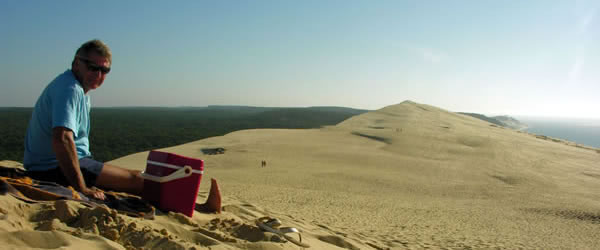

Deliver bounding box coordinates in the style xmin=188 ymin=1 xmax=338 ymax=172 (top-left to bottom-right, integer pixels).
xmin=2 ymin=100 xmax=600 ymax=249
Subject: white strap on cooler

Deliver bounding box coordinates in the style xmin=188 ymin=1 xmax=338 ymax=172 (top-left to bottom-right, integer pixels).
xmin=140 ymin=160 xmax=203 ymax=183
xmin=146 ymin=160 xmax=203 ymax=174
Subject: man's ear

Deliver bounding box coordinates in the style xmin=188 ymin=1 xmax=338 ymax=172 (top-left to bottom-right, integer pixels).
xmin=72 ymin=58 xmax=83 ymax=73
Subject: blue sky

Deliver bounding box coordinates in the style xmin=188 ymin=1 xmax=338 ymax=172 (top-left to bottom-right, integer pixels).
xmin=1 ymin=1 xmax=598 ymax=118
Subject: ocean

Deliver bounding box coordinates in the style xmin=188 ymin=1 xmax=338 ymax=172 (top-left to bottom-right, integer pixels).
xmin=517 ymin=117 xmax=600 ymax=149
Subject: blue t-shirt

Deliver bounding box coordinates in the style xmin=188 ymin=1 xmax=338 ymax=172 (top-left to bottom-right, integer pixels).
xmin=24 ymin=70 xmax=92 ymax=171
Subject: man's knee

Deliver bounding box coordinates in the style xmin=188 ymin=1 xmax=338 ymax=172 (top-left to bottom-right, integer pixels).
xmin=129 ymin=170 xmax=143 ymax=181
xmin=129 ymin=169 xmax=141 ymax=175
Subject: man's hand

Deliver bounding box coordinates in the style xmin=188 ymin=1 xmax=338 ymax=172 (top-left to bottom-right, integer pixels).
xmin=81 ymin=186 xmax=106 ymax=200
xmin=52 ymin=127 xmax=107 ymax=201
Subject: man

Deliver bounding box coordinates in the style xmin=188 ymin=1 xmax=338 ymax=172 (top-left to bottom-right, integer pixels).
xmin=23 ymin=39 xmax=144 ymax=200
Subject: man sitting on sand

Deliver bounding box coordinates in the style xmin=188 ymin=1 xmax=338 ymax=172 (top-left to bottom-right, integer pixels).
xmin=23 ymin=40 xmax=143 ymax=200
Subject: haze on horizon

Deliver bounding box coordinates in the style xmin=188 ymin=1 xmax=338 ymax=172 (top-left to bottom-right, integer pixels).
xmin=1 ymin=1 xmax=599 ymax=119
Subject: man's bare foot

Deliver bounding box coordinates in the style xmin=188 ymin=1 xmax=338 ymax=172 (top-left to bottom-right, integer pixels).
xmin=196 ymin=178 xmax=221 ymax=213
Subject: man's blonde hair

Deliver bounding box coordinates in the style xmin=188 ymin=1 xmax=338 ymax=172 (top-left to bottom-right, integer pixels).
xmin=74 ymin=39 xmax=112 ymax=64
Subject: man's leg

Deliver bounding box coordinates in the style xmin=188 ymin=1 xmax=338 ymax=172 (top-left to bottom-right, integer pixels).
xmin=95 ymin=164 xmax=144 ymax=195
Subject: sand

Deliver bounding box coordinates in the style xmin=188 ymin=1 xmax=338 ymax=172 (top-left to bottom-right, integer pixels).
xmin=2 ymin=100 xmax=600 ymax=249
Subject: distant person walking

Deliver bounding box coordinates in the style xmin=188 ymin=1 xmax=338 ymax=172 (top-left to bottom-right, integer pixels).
xmin=23 ymin=40 xmax=144 ymax=200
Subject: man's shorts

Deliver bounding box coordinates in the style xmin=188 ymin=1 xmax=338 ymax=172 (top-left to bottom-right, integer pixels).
xmin=26 ymin=157 xmax=104 ymax=187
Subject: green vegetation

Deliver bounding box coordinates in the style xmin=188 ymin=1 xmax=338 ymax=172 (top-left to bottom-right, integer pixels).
xmin=0 ymin=106 xmax=367 ymax=163
xmin=0 ymin=108 xmax=32 ymax=162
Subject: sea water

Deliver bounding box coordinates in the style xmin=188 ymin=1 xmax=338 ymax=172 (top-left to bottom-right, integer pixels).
xmin=517 ymin=117 xmax=600 ymax=149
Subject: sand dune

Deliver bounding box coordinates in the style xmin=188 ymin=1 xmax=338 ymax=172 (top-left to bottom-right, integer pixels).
xmin=2 ymin=100 xmax=600 ymax=249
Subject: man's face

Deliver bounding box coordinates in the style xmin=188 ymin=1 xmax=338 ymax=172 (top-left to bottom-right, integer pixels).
xmin=73 ymin=52 xmax=111 ymax=93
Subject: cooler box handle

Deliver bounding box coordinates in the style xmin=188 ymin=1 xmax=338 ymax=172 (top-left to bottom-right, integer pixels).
xmin=141 ymin=165 xmax=193 ymax=183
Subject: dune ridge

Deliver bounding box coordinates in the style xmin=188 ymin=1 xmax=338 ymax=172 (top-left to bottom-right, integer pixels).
xmin=2 ymin=100 xmax=600 ymax=249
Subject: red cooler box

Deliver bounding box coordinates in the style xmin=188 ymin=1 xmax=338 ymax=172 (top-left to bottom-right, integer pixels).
xmin=141 ymin=151 xmax=204 ymax=217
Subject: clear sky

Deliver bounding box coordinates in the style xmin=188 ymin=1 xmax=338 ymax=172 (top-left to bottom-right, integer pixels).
xmin=1 ymin=1 xmax=598 ymax=118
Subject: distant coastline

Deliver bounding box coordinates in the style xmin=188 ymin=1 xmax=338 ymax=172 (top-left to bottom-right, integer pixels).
xmin=517 ymin=117 xmax=600 ymax=149
xmin=459 ymin=113 xmax=600 ymax=149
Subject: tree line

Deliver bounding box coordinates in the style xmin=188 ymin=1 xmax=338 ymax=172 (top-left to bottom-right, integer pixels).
xmin=0 ymin=106 xmax=366 ymax=163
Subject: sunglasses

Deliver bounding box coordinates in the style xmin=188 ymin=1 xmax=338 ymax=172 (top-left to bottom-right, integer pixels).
xmin=77 ymin=56 xmax=111 ymax=74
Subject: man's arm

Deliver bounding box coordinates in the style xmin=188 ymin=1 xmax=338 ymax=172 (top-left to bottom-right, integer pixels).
xmin=51 ymin=127 xmax=104 ymax=199
xmin=51 ymin=127 xmax=87 ymax=190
